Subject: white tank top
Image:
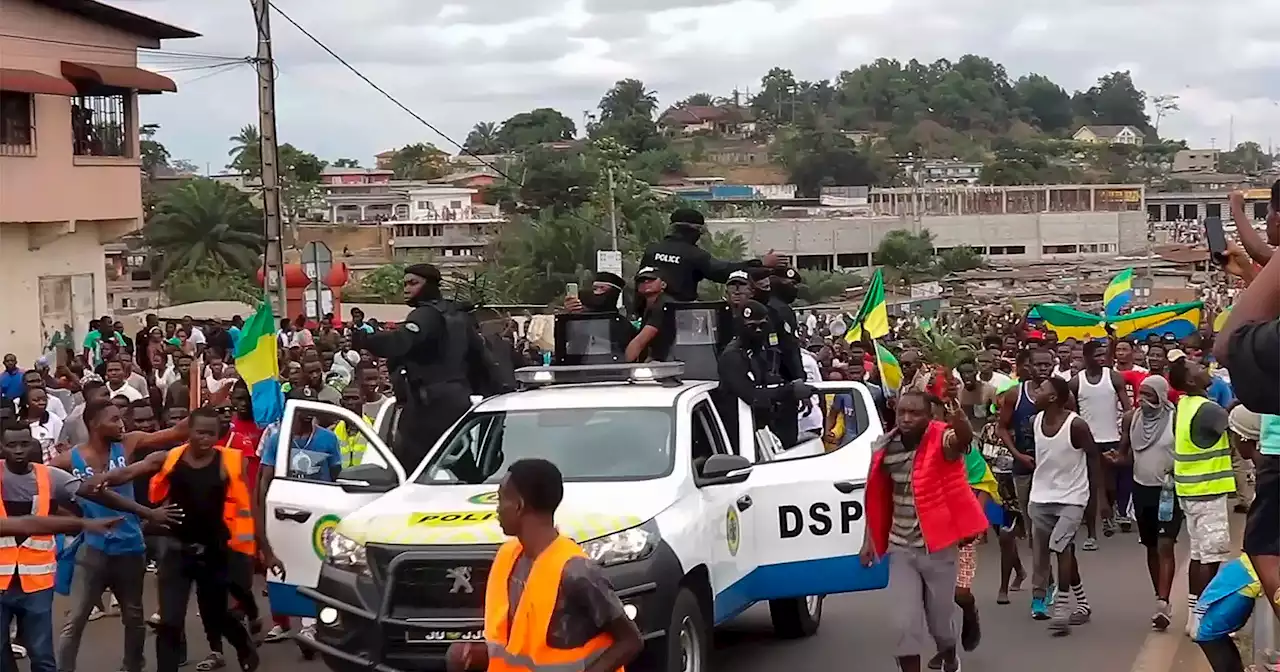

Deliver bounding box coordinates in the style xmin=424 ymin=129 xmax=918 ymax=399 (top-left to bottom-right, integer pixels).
xmin=1030 ymin=411 xmax=1091 ymax=507
xmin=1075 ymin=368 xmax=1121 ymax=443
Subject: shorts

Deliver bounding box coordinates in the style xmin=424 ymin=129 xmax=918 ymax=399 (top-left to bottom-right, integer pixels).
xmin=1243 ymin=455 xmax=1279 ymax=557
xmin=1132 ymin=484 xmax=1183 ymax=547
xmin=993 ymin=472 xmax=1021 ymax=532
xmin=1182 ymin=495 xmax=1232 ymax=564
xmin=1028 ymin=502 xmax=1085 ymax=554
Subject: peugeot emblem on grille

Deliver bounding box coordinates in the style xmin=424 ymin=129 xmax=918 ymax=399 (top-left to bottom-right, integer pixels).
xmin=446 ymin=566 xmax=474 ymax=594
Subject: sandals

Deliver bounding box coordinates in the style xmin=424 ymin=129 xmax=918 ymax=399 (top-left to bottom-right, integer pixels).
xmin=196 ymin=652 xmax=226 ymax=672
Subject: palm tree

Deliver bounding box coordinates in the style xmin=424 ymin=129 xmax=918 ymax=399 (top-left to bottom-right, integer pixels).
xmin=144 ymin=178 xmax=264 ymax=276
xmin=464 ymin=121 xmax=502 ymax=154
xmin=599 ymin=79 xmax=659 ymax=122
xmin=227 ymin=124 xmax=261 ymax=177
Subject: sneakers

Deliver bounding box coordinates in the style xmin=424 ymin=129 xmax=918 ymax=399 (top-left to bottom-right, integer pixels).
xmin=926 ymin=652 xmax=962 ymax=671
xmin=264 ymin=625 xmax=291 ymax=643
xmin=1082 ymin=537 xmax=1099 ymax=551
xmin=1152 ymin=600 xmax=1172 ymax=631
xmin=958 ymin=597 xmax=981 ymax=652
xmin=1069 ymin=609 xmax=1092 ymax=626
xmin=1101 ymin=517 xmax=1116 ymax=538
xmin=88 ymin=606 xmax=107 ymax=621
xmin=11 ymin=643 xmax=26 ymax=659
xmin=146 ymin=560 xmax=158 ymax=574
xmin=1031 ymin=596 xmax=1050 ymax=620
xmin=1118 ymin=516 xmax=1134 ymax=534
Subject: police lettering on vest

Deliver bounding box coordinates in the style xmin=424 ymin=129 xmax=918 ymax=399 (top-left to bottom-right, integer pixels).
xmin=653 ymin=253 xmax=681 ymax=264
xmin=778 ymin=501 xmax=864 ymax=538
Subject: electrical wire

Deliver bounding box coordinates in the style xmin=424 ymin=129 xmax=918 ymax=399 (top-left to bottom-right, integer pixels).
xmin=264 ymin=1 xmax=641 ymax=247
xmin=150 ymin=60 xmax=253 ymax=75
xmin=0 ymin=32 xmax=245 ymax=62
xmin=174 ymin=61 xmax=251 ymax=86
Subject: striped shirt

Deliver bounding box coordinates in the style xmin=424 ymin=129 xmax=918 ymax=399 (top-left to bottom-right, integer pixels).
xmin=881 ymin=435 xmax=925 ymax=548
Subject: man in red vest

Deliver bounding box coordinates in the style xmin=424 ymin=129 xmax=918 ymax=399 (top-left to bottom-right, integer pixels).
xmin=861 ymin=390 xmax=988 ymax=672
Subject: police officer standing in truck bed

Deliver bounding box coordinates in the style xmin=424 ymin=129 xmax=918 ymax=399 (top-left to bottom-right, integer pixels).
xmin=640 ymin=208 xmax=781 ymax=301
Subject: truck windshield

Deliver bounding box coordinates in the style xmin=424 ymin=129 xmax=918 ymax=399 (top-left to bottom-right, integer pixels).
xmin=415 ymin=407 xmax=675 ymax=485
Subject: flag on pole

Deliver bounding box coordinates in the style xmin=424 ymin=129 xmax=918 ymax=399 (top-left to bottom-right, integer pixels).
xmin=1103 ymin=268 xmax=1135 ymax=317
xmin=234 ymin=299 xmax=284 ymax=426
xmin=845 ymin=268 xmax=890 ymax=342
xmin=874 ymin=341 xmax=902 ymax=393
xmin=1213 ymin=307 xmax=1232 ymax=333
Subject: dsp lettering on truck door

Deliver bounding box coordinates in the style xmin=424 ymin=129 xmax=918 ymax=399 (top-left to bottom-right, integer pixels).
xmin=711 ymin=382 xmax=888 ymax=620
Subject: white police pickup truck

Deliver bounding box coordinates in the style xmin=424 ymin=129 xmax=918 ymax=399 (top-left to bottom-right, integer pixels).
xmin=264 ymin=362 xmax=888 ymax=672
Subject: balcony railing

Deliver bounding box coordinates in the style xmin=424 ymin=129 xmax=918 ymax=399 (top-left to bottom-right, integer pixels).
xmin=408 ymin=205 xmax=501 ymax=221
xmin=0 ymin=140 xmax=35 ymax=157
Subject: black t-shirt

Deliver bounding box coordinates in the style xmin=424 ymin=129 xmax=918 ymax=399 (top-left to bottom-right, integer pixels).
xmin=1226 ymin=319 xmax=1280 ymax=414
xmin=166 ymin=456 xmax=229 ymax=546
xmin=640 ymin=295 xmax=675 ymax=362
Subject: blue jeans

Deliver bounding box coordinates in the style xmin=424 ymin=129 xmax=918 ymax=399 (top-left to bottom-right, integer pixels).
xmin=1 ymin=586 xmax=56 ymax=672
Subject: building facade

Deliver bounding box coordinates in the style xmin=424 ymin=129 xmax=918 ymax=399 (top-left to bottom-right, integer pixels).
xmin=0 ymin=0 xmax=195 ymax=362
xmin=1146 ymin=188 xmax=1274 ymax=222
xmin=1172 ymin=149 xmax=1220 ymax=173
xmin=919 ymin=160 xmax=983 ymax=186
xmin=708 ymin=184 xmax=1149 ymax=271
xmin=1072 ymin=125 xmax=1145 ymax=145
xmin=391 ymin=186 xmax=503 ymax=267
xmin=104 ymin=238 xmax=160 ymax=313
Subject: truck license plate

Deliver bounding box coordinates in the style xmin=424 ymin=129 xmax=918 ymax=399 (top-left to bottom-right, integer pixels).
xmin=404 ymin=629 xmax=484 ymax=644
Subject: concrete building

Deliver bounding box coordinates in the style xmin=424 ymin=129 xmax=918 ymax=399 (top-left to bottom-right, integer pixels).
xmin=1172 ymin=149 xmax=1220 ymax=173
xmin=1145 ymin=187 xmax=1274 ymax=222
xmin=919 ymin=160 xmax=983 ymax=186
xmin=1072 ymin=124 xmax=1145 ymax=146
xmin=0 ymin=0 xmax=196 ymax=363
xmin=104 ymin=237 xmax=160 ymax=313
xmin=391 ymin=186 xmax=504 ymax=268
xmin=707 ymin=184 xmax=1148 ymax=271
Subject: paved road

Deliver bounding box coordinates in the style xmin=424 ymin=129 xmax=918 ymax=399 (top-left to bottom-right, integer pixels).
xmin=45 ymin=529 xmax=1188 ymax=672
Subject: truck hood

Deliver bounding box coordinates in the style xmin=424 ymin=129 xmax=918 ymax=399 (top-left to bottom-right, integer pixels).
xmin=337 ymin=481 xmax=675 ymax=546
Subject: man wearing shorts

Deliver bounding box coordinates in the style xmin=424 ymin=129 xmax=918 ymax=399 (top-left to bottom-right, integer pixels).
xmin=1027 ymin=377 xmax=1107 ymax=635
xmin=1169 ymin=358 xmax=1235 ymax=637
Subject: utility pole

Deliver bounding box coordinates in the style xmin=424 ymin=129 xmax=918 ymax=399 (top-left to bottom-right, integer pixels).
xmin=606 ymin=167 xmax=618 ymax=250
xmin=251 ymin=0 xmax=287 ymax=318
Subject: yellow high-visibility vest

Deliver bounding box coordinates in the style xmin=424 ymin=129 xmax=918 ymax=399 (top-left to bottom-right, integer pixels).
xmin=1173 ymin=396 xmax=1235 ymax=498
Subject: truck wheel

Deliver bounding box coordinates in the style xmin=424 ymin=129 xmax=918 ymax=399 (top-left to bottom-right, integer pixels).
xmin=664 ymin=588 xmax=710 ymax=672
xmin=769 ymin=595 xmax=823 ymax=639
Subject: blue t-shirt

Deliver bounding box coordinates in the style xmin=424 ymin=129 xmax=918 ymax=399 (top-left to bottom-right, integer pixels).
xmin=228 ymin=326 xmax=242 ymax=351
xmin=68 ymin=443 xmax=145 ymax=555
xmin=260 ymin=427 xmax=342 ymax=482
xmin=1260 ymin=415 xmax=1280 ymax=457
xmin=0 ymin=369 xmax=24 ymax=403
xmin=1207 ymin=376 xmax=1234 ymax=409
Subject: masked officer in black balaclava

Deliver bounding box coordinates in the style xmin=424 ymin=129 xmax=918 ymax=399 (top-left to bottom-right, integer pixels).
xmin=716 ymin=300 xmax=816 ymax=450
xmin=749 ymin=265 xmax=805 ymax=447
xmin=352 ymin=263 xmax=511 ymax=470
xmin=640 ymin=208 xmax=780 ymax=301
xmin=560 ymin=271 xmax=635 ymax=361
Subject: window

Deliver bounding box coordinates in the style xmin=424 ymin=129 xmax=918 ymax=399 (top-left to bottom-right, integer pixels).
xmin=1043 ymin=245 xmax=1078 ymax=255
xmin=417 ymin=201 xmax=430 ymax=209
xmin=690 ymin=401 xmax=729 ymax=471
xmin=417 ymin=408 xmax=676 ymax=484
xmin=988 ymin=245 xmax=1026 ymax=255
xmin=450 ymin=200 xmax=463 ymax=209
xmin=1206 ymin=203 xmax=1222 ymax=219
xmin=430 ymin=225 xmax=443 ymax=236
xmin=1147 ymin=204 xmax=1162 ymax=221
xmin=120 ymin=297 xmax=135 ymax=309
xmin=1253 ymin=202 xmax=1268 ymax=220
xmin=72 ymin=94 xmax=131 ymax=157
xmin=0 ymin=92 xmax=35 ymax=154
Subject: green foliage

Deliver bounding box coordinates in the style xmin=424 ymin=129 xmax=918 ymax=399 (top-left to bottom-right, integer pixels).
xmin=226 ymin=124 xmax=261 ymax=176
xmin=140 ymin=123 xmax=170 ymax=178
xmin=332 ymin=157 xmax=361 ymax=168
xmin=496 ymin=109 xmax=576 ymax=149
xmin=1071 ymin=71 xmax=1151 ymax=135
xmin=875 ymin=229 xmax=936 ymax=278
xmin=912 ymin=326 xmax=978 ymax=371
xmin=464 ymin=122 xmax=502 ymax=154
xmin=355 ymin=263 xmax=409 ymax=303
xmin=162 ymin=259 xmax=260 ymax=305
xmin=388 ymin=142 xmax=450 ymax=180
xmin=797 ymin=270 xmax=862 ymax=305
xmin=144 ymin=178 xmax=263 ymax=277
xmin=937 ymin=246 xmax=984 ymax=273
xmin=1220 ymin=141 xmax=1275 ymax=174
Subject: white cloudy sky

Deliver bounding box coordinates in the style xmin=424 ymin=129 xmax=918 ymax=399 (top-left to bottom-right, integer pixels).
xmin=112 ymin=0 xmax=1280 ymax=171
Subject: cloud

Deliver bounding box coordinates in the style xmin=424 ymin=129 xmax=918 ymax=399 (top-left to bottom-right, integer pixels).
xmin=105 ymin=0 xmax=1280 ymax=170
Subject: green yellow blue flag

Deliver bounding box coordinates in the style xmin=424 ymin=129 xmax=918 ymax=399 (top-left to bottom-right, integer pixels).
xmin=846 ymin=268 xmax=890 ymax=342
xmin=233 ymin=300 xmax=283 ymax=426
xmin=1213 ymin=307 xmax=1231 ymax=333
xmin=874 ymin=341 xmax=902 ymax=392
xmin=1034 ymin=301 xmax=1204 ymax=342
xmin=1104 ymin=268 xmax=1134 ymax=317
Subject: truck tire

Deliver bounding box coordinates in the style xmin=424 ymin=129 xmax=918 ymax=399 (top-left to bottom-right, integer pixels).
xmin=768 ymin=595 xmax=823 ymax=639
xmin=662 ymin=588 xmax=711 ymax=672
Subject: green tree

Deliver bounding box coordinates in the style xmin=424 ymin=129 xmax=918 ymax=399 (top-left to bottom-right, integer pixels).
xmin=797 ymin=270 xmax=862 ymax=305
xmin=1072 ymin=71 xmax=1150 ymax=133
xmin=332 ymin=157 xmax=361 ymax=168
xmin=1220 ymin=141 xmax=1274 ymax=174
xmin=875 ymin=229 xmax=935 ymax=279
xmin=677 ymin=93 xmax=718 ymax=107
xmin=937 ymin=246 xmax=983 ymax=273
xmin=496 ymin=109 xmax=577 ymax=148
xmin=144 ymin=178 xmax=263 ymax=276
xmin=140 ymin=123 xmax=170 ymax=178
xmin=163 ymin=259 xmax=261 ymax=305
xmin=355 ymin=263 xmax=409 ymax=302
xmin=599 ymin=79 xmax=659 ymax=123
xmin=388 ymin=143 xmax=450 ymax=180
xmin=1012 ymin=74 xmax=1073 ymax=132
xmin=227 ymin=124 xmax=261 ymax=176
xmin=464 ymin=121 xmax=503 ymax=154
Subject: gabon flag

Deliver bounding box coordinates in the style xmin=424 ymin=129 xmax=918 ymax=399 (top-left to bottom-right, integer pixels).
xmin=234 ymin=300 xmax=284 ymax=426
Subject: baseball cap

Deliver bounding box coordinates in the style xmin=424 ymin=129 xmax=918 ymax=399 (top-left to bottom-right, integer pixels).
xmin=1166 ymin=348 xmax=1187 ymax=363
xmin=773 ymin=267 xmax=800 ymax=282
xmin=287 ymin=386 xmax=318 ymax=402
xmin=635 ymin=266 xmax=662 ymax=282
xmin=727 ymin=270 xmax=750 ymax=285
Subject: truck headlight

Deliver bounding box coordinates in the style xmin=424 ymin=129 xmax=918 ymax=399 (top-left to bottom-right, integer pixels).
xmin=582 ymin=523 xmax=657 ymax=567
xmin=324 ymin=532 xmax=368 ymax=574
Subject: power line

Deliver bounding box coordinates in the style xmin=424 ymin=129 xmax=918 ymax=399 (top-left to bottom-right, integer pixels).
xmin=0 ymin=32 xmax=245 ymax=62
xmin=151 ymin=60 xmax=253 ymax=75
xmin=174 ymin=62 xmax=251 ymax=86
xmin=264 ymin=1 xmax=639 ymax=247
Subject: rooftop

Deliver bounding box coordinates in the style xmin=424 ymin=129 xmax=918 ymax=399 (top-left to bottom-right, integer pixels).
xmin=34 ymin=0 xmax=199 ymax=39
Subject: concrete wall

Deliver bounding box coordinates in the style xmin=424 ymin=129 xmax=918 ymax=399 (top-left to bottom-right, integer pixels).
xmin=708 ymin=211 xmax=1149 ymax=264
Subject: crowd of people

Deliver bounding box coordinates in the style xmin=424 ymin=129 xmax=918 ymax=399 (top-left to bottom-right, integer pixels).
xmin=0 ymin=196 xmax=1275 ymax=672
